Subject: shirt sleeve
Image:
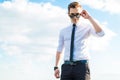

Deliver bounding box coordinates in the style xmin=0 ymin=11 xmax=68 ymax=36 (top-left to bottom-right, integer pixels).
xmin=57 ymin=30 xmax=64 ymax=53
xmin=89 ymin=24 xmax=105 ymax=37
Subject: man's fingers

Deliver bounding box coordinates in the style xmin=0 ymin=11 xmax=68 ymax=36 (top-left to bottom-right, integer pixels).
xmin=55 ymin=73 xmax=60 ymax=78
xmin=54 ymin=69 xmax=60 ymax=78
xmin=81 ymin=10 xmax=87 ymax=16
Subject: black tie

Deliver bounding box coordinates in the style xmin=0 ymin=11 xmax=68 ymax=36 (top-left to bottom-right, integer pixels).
xmin=70 ymin=24 xmax=76 ymax=61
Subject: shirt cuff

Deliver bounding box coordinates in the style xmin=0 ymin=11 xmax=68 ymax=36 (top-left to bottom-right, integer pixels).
xmin=57 ymin=47 xmax=62 ymax=53
xmin=96 ymin=30 xmax=105 ymax=37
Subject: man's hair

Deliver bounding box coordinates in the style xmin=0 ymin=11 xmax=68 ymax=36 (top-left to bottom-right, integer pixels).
xmin=68 ymin=2 xmax=81 ymax=13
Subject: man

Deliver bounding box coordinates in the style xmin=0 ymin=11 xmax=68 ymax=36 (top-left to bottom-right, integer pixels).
xmin=54 ymin=2 xmax=104 ymax=80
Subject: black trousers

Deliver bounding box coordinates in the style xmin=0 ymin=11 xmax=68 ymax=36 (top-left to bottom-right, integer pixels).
xmin=60 ymin=62 xmax=90 ymax=80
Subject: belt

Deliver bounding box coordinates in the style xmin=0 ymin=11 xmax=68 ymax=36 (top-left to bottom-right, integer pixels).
xmin=64 ymin=60 xmax=88 ymax=65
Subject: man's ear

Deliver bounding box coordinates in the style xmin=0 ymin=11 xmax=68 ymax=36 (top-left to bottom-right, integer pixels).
xmin=68 ymin=12 xmax=69 ymax=15
xmin=68 ymin=12 xmax=70 ymax=16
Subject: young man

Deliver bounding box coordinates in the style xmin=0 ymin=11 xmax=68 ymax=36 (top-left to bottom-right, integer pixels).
xmin=54 ymin=2 xmax=104 ymax=80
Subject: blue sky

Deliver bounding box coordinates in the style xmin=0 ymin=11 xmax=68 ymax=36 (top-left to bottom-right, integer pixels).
xmin=0 ymin=0 xmax=120 ymax=80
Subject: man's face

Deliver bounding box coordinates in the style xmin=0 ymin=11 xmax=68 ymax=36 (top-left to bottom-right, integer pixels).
xmin=68 ymin=7 xmax=82 ymax=24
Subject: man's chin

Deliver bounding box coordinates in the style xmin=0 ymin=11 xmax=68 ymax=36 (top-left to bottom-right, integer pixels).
xmin=72 ymin=21 xmax=78 ymax=24
xmin=74 ymin=20 xmax=79 ymax=23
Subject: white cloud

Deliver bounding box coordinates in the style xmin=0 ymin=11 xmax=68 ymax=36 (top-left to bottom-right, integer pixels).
xmin=88 ymin=21 xmax=116 ymax=51
xmin=1 ymin=44 xmax=22 ymax=56
xmin=0 ymin=0 xmax=68 ymax=57
xmin=0 ymin=2 xmax=66 ymax=80
xmin=74 ymin=0 xmax=120 ymax=14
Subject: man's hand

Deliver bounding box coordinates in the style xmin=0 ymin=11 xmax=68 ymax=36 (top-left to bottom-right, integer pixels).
xmin=80 ymin=10 xmax=90 ymax=19
xmin=54 ymin=69 xmax=60 ymax=78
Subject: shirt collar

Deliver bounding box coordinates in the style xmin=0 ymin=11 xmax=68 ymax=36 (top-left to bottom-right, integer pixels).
xmin=70 ymin=22 xmax=81 ymax=27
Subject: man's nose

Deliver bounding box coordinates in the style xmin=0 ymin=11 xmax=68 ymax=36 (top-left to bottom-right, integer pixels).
xmin=73 ymin=16 xmax=77 ymax=19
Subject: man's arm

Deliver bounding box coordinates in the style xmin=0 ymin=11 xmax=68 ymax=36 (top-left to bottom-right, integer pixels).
xmin=55 ymin=51 xmax=61 ymax=67
xmin=54 ymin=51 xmax=61 ymax=78
xmin=88 ymin=16 xmax=102 ymax=33
xmin=81 ymin=10 xmax=104 ymax=33
xmin=54 ymin=28 xmax=64 ymax=78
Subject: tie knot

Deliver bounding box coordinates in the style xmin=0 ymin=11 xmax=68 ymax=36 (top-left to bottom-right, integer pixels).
xmin=73 ymin=24 xmax=76 ymax=27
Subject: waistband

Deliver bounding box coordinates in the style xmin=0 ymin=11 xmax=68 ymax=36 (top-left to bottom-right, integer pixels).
xmin=64 ymin=60 xmax=88 ymax=65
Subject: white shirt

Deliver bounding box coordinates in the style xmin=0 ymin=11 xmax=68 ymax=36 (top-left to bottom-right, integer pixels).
xmin=57 ymin=22 xmax=104 ymax=61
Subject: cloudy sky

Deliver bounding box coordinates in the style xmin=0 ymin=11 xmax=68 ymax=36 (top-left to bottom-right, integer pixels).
xmin=0 ymin=0 xmax=120 ymax=80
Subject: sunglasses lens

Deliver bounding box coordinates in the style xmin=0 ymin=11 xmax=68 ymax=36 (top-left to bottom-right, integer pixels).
xmin=70 ymin=15 xmax=74 ymax=18
xmin=69 ymin=13 xmax=80 ymax=18
xmin=76 ymin=14 xmax=80 ymax=18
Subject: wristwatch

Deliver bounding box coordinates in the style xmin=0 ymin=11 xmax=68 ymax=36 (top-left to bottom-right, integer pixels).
xmin=54 ymin=66 xmax=58 ymax=71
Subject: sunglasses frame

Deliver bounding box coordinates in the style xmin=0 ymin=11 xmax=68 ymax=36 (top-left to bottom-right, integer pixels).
xmin=69 ymin=13 xmax=81 ymax=18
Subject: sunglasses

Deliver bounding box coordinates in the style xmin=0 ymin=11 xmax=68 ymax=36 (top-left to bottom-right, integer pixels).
xmin=69 ymin=13 xmax=81 ymax=18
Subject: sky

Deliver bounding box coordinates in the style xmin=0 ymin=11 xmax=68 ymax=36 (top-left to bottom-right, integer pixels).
xmin=0 ymin=0 xmax=120 ymax=80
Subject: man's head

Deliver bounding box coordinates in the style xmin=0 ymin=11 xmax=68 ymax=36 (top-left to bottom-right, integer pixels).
xmin=68 ymin=2 xmax=82 ymax=24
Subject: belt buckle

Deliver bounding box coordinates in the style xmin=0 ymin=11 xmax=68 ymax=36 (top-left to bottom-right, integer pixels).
xmin=70 ymin=61 xmax=76 ymax=65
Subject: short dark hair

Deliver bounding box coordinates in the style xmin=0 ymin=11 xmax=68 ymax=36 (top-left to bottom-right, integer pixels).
xmin=68 ymin=2 xmax=82 ymax=13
